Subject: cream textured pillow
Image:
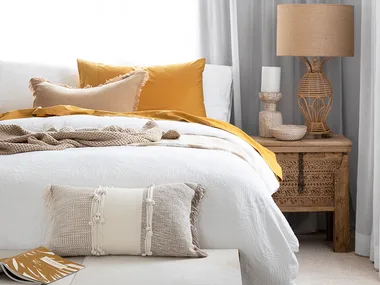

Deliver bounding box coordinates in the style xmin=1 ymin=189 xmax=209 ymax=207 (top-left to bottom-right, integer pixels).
xmin=44 ymin=183 xmax=206 ymax=258
xmin=30 ymin=69 xmax=148 ymax=112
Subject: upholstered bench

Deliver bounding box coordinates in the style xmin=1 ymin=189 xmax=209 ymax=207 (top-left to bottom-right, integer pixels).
xmin=0 ymin=249 xmax=242 ymax=285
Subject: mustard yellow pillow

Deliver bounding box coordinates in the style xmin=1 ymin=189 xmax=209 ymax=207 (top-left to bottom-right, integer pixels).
xmin=77 ymin=59 xmax=207 ymax=117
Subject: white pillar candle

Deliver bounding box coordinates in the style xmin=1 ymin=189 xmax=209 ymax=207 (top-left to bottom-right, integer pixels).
xmin=261 ymin=66 xmax=281 ymax=93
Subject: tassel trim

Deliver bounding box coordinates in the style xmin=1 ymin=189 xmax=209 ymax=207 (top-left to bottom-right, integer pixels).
xmin=89 ymin=186 xmax=108 ymax=256
xmin=142 ymin=185 xmax=155 ymax=257
xmin=188 ymin=183 xmax=208 ymax=258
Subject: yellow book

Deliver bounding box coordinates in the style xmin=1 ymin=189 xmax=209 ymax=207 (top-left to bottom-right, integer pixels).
xmin=0 ymin=247 xmax=84 ymax=284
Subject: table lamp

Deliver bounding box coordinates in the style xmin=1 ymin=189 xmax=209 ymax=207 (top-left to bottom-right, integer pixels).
xmin=277 ymin=4 xmax=354 ymax=135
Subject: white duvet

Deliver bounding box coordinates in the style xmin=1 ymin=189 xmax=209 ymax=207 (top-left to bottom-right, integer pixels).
xmin=0 ymin=115 xmax=299 ymax=285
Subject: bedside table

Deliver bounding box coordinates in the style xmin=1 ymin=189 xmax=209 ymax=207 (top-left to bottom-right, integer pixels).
xmin=253 ymin=135 xmax=352 ymax=252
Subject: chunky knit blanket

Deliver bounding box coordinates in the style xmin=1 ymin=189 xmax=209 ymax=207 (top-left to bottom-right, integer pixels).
xmin=0 ymin=120 xmax=178 ymax=155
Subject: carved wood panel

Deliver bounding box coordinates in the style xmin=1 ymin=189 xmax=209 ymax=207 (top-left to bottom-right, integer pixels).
xmin=273 ymin=152 xmax=343 ymax=208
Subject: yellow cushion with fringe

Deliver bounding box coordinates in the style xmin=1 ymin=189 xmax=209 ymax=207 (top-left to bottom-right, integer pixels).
xmin=0 ymin=106 xmax=282 ymax=180
xmin=77 ymin=59 xmax=207 ymax=117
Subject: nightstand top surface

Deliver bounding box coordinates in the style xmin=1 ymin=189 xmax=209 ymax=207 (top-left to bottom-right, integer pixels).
xmin=251 ymin=134 xmax=352 ymax=153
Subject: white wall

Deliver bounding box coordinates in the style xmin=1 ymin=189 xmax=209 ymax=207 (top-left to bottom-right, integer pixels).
xmin=0 ymin=0 xmax=201 ymax=65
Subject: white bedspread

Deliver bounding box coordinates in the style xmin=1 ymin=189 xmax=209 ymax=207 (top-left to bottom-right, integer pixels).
xmin=0 ymin=115 xmax=299 ymax=285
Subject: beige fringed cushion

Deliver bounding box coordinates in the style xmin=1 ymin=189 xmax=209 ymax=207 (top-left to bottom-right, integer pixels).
xmin=30 ymin=69 xmax=149 ymax=112
xmin=44 ymin=183 xmax=207 ymax=258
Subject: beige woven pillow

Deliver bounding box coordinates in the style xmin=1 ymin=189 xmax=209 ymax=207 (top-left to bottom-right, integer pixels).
xmin=30 ymin=69 xmax=148 ymax=112
xmin=44 ymin=183 xmax=206 ymax=258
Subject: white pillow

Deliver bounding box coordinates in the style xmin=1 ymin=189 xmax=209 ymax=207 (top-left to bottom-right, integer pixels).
xmin=0 ymin=61 xmax=78 ymax=113
xmin=202 ymin=64 xmax=233 ymax=122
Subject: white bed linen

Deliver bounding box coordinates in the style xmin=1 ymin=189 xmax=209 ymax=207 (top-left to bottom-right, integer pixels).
xmin=0 ymin=115 xmax=298 ymax=285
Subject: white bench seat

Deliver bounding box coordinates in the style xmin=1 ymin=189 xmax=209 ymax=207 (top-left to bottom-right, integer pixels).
xmin=0 ymin=249 xmax=242 ymax=285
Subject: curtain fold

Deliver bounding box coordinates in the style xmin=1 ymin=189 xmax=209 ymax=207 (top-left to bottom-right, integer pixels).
xmin=198 ymin=0 xmax=242 ymax=127
xmin=199 ymin=0 xmax=361 ymax=232
xmin=355 ymin=0 xmax=380 ymax=272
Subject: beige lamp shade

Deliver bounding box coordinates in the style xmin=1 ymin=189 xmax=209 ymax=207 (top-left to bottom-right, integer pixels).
xmin=277 ymin=4 xmax=354 ymax=57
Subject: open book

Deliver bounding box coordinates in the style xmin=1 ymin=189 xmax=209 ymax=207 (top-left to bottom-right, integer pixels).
xmin=0 ymin=247 xmax=85 ymax=284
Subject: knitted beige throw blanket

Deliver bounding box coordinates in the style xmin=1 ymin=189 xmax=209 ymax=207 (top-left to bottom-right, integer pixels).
xmin=0 ymin=120 xmax=179 ymax=155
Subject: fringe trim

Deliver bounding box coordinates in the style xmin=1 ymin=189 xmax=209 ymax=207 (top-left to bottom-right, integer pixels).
xmin=131 ymin=68 xmax=149 ymax=111
xmin=29 ymin=67 xmax=149 ymax=100
xmin=86 ymin=67 xmax=149 ymax=95
xmin=84 ymin=67 xmax=150 ymax=109
xmin=29 ymin=77 xmax=45 ymax=94
xmin=43 ymin=184 xmax=54 ymax=218
xmin=188 ymin=183 xmax=208 ymax=258
xmin=142 ymin=185 xmax=155 ymax=257
xmin=29 ymin=78 xmax=74 ymax=95
xmin=43 ymin=185 xmax=54 ymax=247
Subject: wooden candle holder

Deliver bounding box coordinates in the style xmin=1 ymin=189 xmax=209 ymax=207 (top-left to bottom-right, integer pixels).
xmin=259 ymin=92 xmax=283 ymax=137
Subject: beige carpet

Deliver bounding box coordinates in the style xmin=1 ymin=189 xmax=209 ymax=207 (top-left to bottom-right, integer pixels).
xmin=296 ymin=234 xmax=380 ymax=285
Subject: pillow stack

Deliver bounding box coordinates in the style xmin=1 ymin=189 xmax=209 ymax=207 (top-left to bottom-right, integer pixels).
xmin=30 ymin=59 xmax=207 ymax=117
xmin=77 ymin=58 xmax=207 ymax=117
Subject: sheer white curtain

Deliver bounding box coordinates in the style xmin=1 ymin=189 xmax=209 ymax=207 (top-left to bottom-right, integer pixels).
xmin=355 ymin=0 xmax=380 ymax=272
xmin=198 ymin=0 xmax=242 ymax=127
xmin=0 ymin=0 xmax=201 ymax=65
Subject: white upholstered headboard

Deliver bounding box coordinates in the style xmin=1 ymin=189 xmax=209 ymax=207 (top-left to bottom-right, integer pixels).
xmin=0 ymin=61 xmax=236 ymax=123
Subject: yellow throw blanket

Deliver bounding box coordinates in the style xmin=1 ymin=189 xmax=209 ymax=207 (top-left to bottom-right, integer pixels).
xmin=0 ymin=105 xmax=282 ymax=179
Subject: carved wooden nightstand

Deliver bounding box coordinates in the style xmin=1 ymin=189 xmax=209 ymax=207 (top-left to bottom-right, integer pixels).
xmin=253 ymin=135 xmax=352 ymax=252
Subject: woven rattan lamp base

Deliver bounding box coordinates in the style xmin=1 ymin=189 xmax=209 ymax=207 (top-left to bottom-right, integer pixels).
xmin=306 ymin=122 xmax=330 ymax=134
xmin=298 ymin=56 xmax=333 ymax=135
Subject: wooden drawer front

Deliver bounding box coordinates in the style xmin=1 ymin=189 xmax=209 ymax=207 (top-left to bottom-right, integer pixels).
xmin=276 ymin=153 xmax=343 ymax=174
xmin=273 ymin=182 xmax=335 ymax=207
xmin=272 ymin=152 xmax=343 ymax=208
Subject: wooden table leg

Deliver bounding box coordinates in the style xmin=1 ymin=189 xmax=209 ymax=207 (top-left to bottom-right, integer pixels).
xmin=333 ymin=154 xmax=350 ymax=252
xmin=326 ymin=212 xmax=333 ymax=241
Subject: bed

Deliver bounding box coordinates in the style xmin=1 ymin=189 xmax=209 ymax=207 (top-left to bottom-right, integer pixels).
xmin=0 ymin=60 xmax=299 ymax=285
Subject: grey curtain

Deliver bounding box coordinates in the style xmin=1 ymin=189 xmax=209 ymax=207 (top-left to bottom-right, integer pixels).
xmin=355 ymin=0 xmax=380 ymax=272
xmin=199 ymin=0 xmax=361 ymax=230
